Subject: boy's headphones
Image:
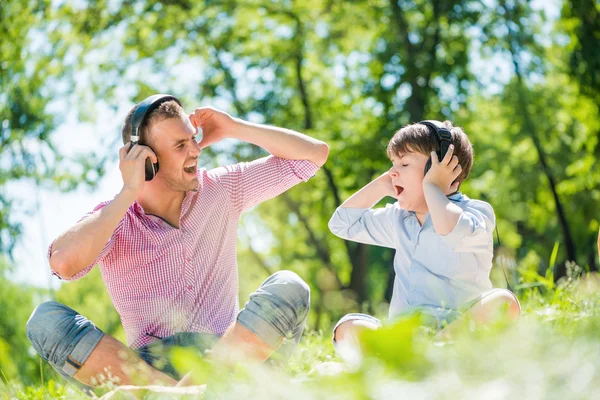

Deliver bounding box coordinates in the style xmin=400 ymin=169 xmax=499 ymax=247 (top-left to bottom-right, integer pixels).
xmin=130 ymin=94 xmax=182 ymax=181
xmin=419 ymin=120 xmax=453 ymax=175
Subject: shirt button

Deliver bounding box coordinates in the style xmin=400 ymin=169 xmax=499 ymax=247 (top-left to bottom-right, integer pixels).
xmin=187 ymin=285 xmax=193 ymax=290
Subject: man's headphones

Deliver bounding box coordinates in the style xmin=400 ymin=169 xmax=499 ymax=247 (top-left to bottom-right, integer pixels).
xmin=419 ymin=120 xmax=453 ymax=175
xmin=130 ymin=94 xmax=182 ymax=181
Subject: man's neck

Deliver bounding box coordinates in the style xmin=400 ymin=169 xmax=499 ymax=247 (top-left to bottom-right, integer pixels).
xmin=137 ymin=183 xmax=186 ymax=227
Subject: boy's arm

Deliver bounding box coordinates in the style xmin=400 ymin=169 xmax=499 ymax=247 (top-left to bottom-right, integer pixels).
xmin=423 ymin=145 xmax=494 ymax=251
xmin=190 ymin=107 xmax=329 ymax=167
xmin=422 ymin=145 xmax=463 ymax=235
xmin=339 ymin=173 xmax=396 ymax=209
xmin=328 ymin=173 xmax=399 ymax=249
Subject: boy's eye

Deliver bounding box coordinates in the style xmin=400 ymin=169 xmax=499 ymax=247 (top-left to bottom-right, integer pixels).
xmin=402 ymin=164 xmax=408 ymax=167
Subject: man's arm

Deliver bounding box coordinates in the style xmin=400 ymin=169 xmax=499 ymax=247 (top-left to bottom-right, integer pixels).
xmin=189 ymin=107 xmax=329 ymax=167
xmin=49 ymin=143 xmax=155 ymax=278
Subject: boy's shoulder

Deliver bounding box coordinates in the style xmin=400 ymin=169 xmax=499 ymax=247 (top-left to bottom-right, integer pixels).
xmin=451 ymin=193 xmax=495 ymax=220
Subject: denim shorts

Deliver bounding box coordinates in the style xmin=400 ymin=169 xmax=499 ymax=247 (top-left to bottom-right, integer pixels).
xmin=26 ymin=270 xmax=310 ymax=392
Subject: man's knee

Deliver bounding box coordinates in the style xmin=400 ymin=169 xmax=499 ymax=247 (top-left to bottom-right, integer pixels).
xmin=26 ymin=301 xmax=73 ymax=353
xmin=26 ymin=301 xmax=102 ymax=368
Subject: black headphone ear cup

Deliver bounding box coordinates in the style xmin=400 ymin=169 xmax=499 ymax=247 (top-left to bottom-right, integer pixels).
xmin=144 ymin=158 xmax=159 ymax=181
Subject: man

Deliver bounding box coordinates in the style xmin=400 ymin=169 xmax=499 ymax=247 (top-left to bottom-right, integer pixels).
xmin=26 ymin=95 xmax=329 ymax=391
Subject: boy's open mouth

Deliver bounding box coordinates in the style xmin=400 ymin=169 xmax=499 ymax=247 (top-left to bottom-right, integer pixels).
xmin=394 ymin=185 xmax=404 ymax=196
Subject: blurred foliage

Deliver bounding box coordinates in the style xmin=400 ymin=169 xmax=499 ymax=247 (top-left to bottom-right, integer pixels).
xmin=1 ymin=0 xmax=600 ymax=394
xmin=0 ymin=0 xmax=107 ymax=256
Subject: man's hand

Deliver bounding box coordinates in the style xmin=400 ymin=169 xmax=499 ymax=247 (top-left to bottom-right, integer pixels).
xmin=189 ymin=107 xmax=238 ymax=149
xmin=422 ymin=145 xmax=461 ymax=195
xmin=119 ymin=143 xmax=157 ymax=196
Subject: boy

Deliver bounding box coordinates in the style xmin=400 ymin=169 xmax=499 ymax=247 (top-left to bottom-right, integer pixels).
xmin=328 ymin=120 xmax=520 ymax=351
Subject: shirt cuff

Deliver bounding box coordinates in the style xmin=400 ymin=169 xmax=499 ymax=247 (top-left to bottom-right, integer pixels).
xmin=439 ymin=212 xmax=473 ymax=249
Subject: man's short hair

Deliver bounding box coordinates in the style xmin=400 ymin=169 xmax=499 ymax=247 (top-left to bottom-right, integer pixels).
xmin=386 ymin=120 xmax=474 ymax=184
xmin=121 ymin=100 xmax=185 ymax=145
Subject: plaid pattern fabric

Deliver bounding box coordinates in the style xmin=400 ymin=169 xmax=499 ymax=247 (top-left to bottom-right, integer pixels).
xmin=48 ymin=156 xmax=318 ymax=348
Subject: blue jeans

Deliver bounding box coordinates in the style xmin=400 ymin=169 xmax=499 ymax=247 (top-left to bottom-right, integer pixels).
xmin=26 ymin=270 xmax=310 ymax=392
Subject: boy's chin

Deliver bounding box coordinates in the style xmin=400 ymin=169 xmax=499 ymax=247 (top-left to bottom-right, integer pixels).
xmin=397 ymin=197 xmax=425 ymax=213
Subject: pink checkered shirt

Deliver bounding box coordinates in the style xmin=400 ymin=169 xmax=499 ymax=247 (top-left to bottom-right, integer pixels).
xmin=49 ymin=156 xmax=319 ymax=349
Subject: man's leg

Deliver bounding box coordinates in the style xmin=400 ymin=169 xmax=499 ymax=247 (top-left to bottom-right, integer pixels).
xmin=210 ymin=270 xmax=311 ymax=364
xmin=435 ymin=289 xmax=521 ymax=341
xmin=26 ymin=301 xmax=177 ymax=390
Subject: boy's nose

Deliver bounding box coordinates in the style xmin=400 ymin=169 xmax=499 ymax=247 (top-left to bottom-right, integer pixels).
xmin=389 ymin=168 xmax=399 ymax=178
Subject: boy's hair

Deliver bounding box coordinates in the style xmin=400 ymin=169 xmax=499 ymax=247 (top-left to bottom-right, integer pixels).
xmin=121 ymin=100 xmax=185 ymax=145
xmin=386 ymin=120 xmax=474 ymax=184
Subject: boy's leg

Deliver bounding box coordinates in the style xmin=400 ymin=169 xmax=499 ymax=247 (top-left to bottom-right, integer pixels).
xmin=333 ymin=313 xmax=383 ymax=345
xmin=332 ymin=314 xmax=382 ymax=364
xmin=210 ymin=270 xmax=310 ymax=364
xmin=26 ymin=301 xmax=177 ymax=390
xmin=435 ymin=288 xmax=521 ymax=341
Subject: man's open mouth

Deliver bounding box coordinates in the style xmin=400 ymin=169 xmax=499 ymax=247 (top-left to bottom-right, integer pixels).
xmin=394 ymin=185 xmax=404 ymax=196
xmin=184 ymin=164 xmax=197 ymax=174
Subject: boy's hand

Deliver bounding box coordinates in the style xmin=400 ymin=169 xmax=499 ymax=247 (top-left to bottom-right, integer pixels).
xmin=189 ymin=107 xmax=238 ymax=149
xmin=423 ymin=145 xmax=461 ymax=195
xmin=375 ymin=172 xmax=397 ymax=198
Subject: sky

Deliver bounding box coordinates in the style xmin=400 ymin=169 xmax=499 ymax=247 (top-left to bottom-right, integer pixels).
xmin=6 ymin=0 xmax=560 ymax=289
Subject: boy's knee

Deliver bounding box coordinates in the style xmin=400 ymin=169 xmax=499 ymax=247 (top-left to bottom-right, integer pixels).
xmin=502 ymin=291 xmax=521 ymax=320
xmin=334 ymin=318 xmax=380 ymax=343
xmin=481 ymin=289 xmax=521 ymax=321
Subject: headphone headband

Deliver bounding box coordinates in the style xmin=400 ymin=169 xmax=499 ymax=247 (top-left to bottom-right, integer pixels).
xmin=129 ymin=94 xmax=181 ymax=182
xmin=419 ymin=120 xmax=454 ymax=176
xmin=418 ymin=120 xmax=452 ymax=148
xmin=131 ymin=94 xmax=182 ymax=144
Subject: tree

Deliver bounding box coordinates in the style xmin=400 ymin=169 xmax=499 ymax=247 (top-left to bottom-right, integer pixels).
xmin=0 ymin=0 xmax=105 ymax=255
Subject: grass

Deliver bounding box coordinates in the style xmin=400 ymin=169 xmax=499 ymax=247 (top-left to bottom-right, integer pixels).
xmin=2 ymin=273 xmax=600 ymax=399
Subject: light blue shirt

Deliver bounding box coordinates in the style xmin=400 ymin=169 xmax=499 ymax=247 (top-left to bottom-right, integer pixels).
xmin=328 ymin=192 xmax=495 ymax=319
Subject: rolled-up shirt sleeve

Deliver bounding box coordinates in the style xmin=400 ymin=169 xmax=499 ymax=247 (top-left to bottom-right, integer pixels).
xmin=439 ymin=201 xmax=495 ymax=252
xmin=328 ymin=203 xmax=399 ymax=249
xmin=48 ymin=201 xmax=124 ymax=281
xmin=209 ymin=156 xmax=319 ymax=214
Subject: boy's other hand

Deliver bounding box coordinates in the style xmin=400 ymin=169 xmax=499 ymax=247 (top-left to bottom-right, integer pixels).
xmin=423 ymin=145 xmax=461 ymax=195
xmin=189 ymin=107 xmax=237 ymax=149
